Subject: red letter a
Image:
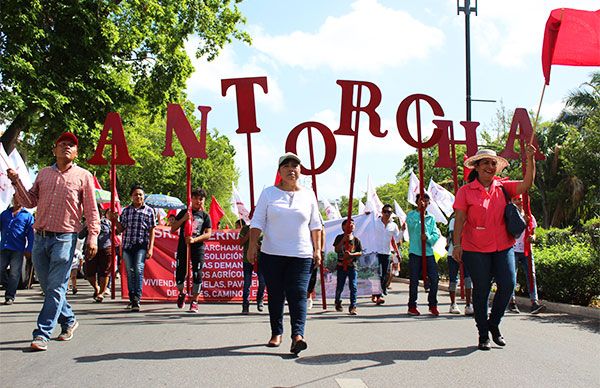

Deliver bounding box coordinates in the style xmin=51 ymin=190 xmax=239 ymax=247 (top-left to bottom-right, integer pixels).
xmin=499 ymin=108 xmax=545 ymax=161
xmin=88 ymin=112 xmax=135 ymax=166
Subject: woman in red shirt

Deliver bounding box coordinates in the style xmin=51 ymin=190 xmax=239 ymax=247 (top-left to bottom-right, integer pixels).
xmin=453 ymin=145 xmax=535 ymax=350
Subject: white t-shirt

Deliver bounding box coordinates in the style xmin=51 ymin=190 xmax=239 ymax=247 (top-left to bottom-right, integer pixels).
xmin=251 ymin=186 xmax=322 ymax=258
xmin=372 ymin=217 xmax=401 ymax=254
xmin=514 ymin=215 xmax=537 ymax=253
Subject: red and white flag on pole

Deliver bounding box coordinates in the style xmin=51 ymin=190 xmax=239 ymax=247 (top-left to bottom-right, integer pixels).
xmin=407 ymin=171 xmax=447 ymax=224
xmin=542 ymin=8 xmax=600 ymax=85
xmin=364 ymin=175 xmax=384 ymax=216
xmin=231 ymin=183 xmax=250 ymax=223
xmin=428 ymin=179 xmax=455 ymax=218
xmin=322 ymin=198 xmax=341 ymax=220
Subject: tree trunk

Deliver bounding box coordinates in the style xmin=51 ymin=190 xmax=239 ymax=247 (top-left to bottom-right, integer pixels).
xmin=0 ymin=106 xmax=37 ymax=153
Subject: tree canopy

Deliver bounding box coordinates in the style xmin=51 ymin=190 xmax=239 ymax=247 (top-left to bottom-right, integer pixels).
xmin=0 ymin=0 xmax=250 ymax=155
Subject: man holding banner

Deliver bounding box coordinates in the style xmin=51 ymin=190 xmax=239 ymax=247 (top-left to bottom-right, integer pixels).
xmin=171 ymin=188 xmax=212 ymax=313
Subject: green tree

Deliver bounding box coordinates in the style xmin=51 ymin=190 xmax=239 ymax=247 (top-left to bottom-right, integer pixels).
xmin=0 ymin=0 xmax=250 ymax=156
xmin=87 ymin=103 xmax=239 ymax=224
xmin=557 ymin=71 xmax=600 ymax=128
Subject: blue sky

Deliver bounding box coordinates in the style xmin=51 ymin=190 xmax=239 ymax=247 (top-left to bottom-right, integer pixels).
xmin=184 ymin=0 xmax=599 ymax=206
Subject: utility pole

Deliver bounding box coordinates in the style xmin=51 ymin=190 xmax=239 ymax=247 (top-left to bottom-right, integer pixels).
xmin=457 ymin=0 xmax=477 ymax=121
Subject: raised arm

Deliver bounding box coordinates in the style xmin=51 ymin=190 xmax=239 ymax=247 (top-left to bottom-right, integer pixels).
xmin=515 ymin=144 xmax=536 ymax=195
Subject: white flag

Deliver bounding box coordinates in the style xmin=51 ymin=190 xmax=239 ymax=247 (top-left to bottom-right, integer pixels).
xmin=407 ymin=171 xmax=447 ymax=224
xmin=427 ymin=201 xmax=448 ymax=224
xmin=394 ymin=200 xmax=410 ymax=241
xmin=322 ymin=198 xmax=341 ymax=220
xmin=364 ymin=175 xmax=384 ymax=216
xmin=231 ymin=183 xmax=250 ymax=223
xmin=358 ymin=200 xmax=366 ymax=215
xmin=428 ymin=179 xmax=455 ymax=217
xmin=407 ymin=171 xmax=420 ymax=206
xmin=0 ymin=144 xmax=14 ymax=211
xmin=333 ymin=201 xmax=342 ymax=219
xmin=9 ymin=148 xmax=33 ymax=190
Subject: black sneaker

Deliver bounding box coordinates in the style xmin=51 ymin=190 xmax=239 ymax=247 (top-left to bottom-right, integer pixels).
xmin=131 ymin=301 xmax=140 ymax=312
xmin=257 ymin=300 xmax=264 ymax=312
xmin=530 ymin=302 xmax=546 ymax=314
xmin=176 ymin=292 xmax=186 ymax=309
xmin=335 ymin=301 xmax=343 ymax=312
xmin=478 ymin=336 xmax=491 ymax=351
xmin=242 ymin=303 xmax=250 ymax=315
xmin=508 ymin=302 xmax=520 ymax=314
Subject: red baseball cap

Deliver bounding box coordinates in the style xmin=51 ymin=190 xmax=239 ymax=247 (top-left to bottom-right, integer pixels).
xmin=55 ymin=132 xmax=78 ymax=146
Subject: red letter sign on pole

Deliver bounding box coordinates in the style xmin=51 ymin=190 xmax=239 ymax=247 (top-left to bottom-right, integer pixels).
xmin=88 ymin=112 xmax=136 ymax=299
xmin=221 ymin=77 xmax=269 ymax=212
xmin=397 ymin=94 xmax=445 ymax=286
xmin=285 ymin=121 xmax=338 ymax=309
xmin=162 ymin=103 xmax=211 ymax=297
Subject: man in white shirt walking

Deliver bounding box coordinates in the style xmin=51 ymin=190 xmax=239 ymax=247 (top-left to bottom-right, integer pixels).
xmin=370 ymin=204 xmax=401 ymax=305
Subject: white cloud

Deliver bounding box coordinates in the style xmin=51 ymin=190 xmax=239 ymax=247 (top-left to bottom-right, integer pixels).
xmin=252 ymin=0 xmax=445 ymax=72
xmin=469 ymin=0 xmax=600 ymax=67
xmin=184 ymin=38 xmax=285 ymax=112
xmin=540 ymin=99 xmax=566 ymax=122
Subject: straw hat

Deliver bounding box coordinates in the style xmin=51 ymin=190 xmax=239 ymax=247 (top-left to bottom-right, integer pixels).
xmin=464 ymin=149 xmax=509 ymax=171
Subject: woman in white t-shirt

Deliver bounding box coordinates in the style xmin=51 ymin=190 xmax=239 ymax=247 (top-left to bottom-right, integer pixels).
xmin=247 ymin=152 xmax=322 ymax=355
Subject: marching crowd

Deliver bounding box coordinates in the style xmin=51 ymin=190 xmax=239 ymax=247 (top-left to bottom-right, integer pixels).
xmin=2 ymin=132 xmax=545 ymax=354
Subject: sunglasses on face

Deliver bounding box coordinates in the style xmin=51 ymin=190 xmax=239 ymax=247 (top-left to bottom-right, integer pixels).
xmin=382 ymin=210 xmax=392 ymax=214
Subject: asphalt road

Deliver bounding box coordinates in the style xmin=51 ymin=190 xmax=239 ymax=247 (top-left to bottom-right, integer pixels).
xmin=1 ymin=281 xmax=598 ymax=388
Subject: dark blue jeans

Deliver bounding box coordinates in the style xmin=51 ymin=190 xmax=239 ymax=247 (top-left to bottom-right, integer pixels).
xmin=462 ymin=248 xmax=516 ymax=338
xmin=259 ymin=252 xmax=312 ymax=338
xmin=31 ymin=232 xmax=78 ymax=340
xmin=335 ymin=266 xmax=358 ymax=307
xmin=1 ymin=249 xmax=24 ymax=300
xmin=408 ymin=254 xmax=439 ymax=308
xmin=376 ymin=253 xmax=391 ymax=296
xmin=123 ymin=247 xmax=147 ymax=303
xmin=242 ymin=261 xmax=265 ymax=304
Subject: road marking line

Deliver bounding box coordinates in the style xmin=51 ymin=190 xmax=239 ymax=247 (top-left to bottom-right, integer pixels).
xmin=335 ymin=378 xmax=368 ymax=388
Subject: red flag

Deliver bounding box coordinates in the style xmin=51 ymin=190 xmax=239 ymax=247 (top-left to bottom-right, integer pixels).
xmin=208 ymin=195 xmax=225 ymax=230
xmin=463 ymin=154 xmax=472 ymax=182
xmin=542 ymin=8 xmax=600 ymax=85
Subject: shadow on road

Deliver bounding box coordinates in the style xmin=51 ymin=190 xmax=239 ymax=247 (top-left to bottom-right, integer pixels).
xmin=524 ymin=313 xmax=599 ymax=334
xmin=276 ymin=346 xmax=477 ymax=387
xmin=73 ymin=343 xmax=298 ymax=363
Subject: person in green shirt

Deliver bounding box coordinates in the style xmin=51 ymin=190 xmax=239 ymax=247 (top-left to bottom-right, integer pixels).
xmin=406 ymin=193 xmax=440 ymax=316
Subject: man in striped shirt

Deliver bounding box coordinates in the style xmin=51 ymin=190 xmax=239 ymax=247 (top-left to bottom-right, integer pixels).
xmin=7 ymin=132 xmax=99 ymax=351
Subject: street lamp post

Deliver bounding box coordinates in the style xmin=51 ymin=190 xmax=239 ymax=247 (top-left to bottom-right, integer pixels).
xmin=457 ymin=0 xmax=478 ymax=121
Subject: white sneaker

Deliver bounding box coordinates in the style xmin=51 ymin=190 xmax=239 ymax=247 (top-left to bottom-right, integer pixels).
xmin=307 ymin=298 xmax=313 ymax=310
xmin=465 ymin=304 xmax=474 ymax=316
xmin=449 ymin=303 xmax=461 ymax=314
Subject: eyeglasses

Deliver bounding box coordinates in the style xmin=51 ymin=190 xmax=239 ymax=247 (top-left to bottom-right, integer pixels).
xmin=382 ymin=210 xmax=392 ymax=214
